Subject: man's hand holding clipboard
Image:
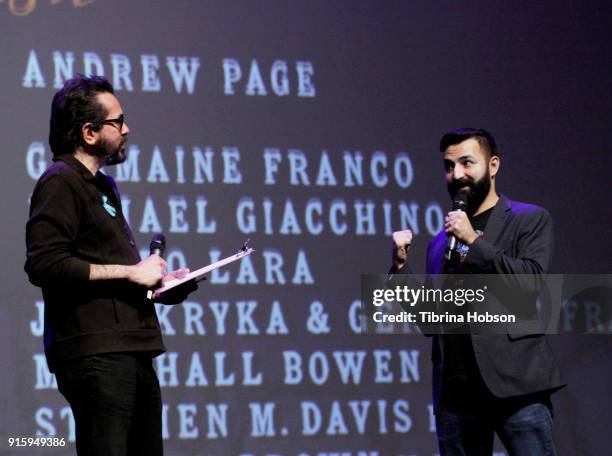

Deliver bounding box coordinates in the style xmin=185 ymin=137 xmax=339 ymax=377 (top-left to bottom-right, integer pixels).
xmin=153 ymin=239 xmax=255 ymax=302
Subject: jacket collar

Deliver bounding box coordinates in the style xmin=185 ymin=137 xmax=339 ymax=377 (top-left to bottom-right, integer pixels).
xmin=480 ymin=194 xmax=512 ymax=245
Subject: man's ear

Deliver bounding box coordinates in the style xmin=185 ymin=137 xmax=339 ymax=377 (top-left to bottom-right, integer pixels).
xmin=81 ymin=123 xmax=98 ymax=146
xmin=489 ymin=155 xmax=500 ymax=179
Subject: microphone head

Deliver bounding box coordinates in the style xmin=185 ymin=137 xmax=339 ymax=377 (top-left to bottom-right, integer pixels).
xmin=150 ymin=233 xmax=166 ymax=255
xmin=453 ymin=193 xmax=468 ymax=211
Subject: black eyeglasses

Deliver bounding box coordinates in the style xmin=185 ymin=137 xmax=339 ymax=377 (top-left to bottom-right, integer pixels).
xmin=96 ymin=114 xmax=124 ymax=132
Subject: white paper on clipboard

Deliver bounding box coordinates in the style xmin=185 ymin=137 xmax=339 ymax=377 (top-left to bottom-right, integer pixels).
xmin=153 ymin=247 xmax=255 ymax=299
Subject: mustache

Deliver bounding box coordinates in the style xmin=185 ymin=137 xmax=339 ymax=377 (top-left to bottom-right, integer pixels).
xmin=449 ymin=178 xmax=475 ymax=194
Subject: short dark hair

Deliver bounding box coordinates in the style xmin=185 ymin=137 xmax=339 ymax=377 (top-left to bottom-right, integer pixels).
xmin=49 ymin=75 xmax=114 ymax=157
xmin=439 ymin=127 xmax=499 ymax=158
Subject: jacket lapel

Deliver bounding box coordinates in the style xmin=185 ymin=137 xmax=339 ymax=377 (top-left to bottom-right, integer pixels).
xmin=481 ymin=194 xmax=512 ymax=245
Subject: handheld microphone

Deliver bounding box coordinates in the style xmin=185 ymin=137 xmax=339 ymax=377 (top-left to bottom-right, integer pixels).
xmin=445 ymin=194 xmax=468 ymax=260
xmin=147 ymin=234 xmax=166 ymax=300
xmin=149 ymin=233 xmax=166 ymax=257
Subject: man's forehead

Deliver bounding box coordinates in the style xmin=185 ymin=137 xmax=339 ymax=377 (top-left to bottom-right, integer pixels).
xmin=443 ymin=138 xmax=485 ymax=160
xmin=96 ymin=92 xmax=122 ymax=115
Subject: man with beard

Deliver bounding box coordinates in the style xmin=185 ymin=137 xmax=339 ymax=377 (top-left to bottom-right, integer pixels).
xmin=390 ymin=128 xmax=563 ymax=455
xmin=25 ymin=75 xmax=195 ymax=455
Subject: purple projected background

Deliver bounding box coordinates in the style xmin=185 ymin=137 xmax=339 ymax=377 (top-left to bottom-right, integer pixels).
xmin=1 ymin=1 xmax=610 ymax=455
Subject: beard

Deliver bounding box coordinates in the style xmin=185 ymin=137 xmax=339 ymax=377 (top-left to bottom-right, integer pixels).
xmin=92 ymin=136 xmax=128 ymax=166
xmin=447 ymin=167 xmax=491 ymax=216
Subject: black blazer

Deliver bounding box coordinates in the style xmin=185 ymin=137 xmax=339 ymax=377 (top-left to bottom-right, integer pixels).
xmin=423 ymin=195 xmax=564 ymax=404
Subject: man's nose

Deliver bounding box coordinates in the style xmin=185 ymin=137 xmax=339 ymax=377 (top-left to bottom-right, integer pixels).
xmin=452 ymin=165 xmax=465 ymax=180
xmin=122 ymin=122 xmax=130 ymax=135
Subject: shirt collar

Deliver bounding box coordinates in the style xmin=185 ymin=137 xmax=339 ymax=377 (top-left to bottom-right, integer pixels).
xmin=53 ymin=154 xmax=100 ymax=182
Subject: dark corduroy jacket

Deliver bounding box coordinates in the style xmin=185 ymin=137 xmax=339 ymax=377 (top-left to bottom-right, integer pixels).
xmin=25 ymin=155 xmax=164 ymax=372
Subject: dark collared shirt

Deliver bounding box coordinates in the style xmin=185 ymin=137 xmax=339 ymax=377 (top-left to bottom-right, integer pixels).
xmin=25 ymin=155 xmax=164 ymax=372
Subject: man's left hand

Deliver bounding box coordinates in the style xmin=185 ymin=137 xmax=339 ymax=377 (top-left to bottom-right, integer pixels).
xmin=155 ymin=268 xmax=198 ymax=304
xmin=163 ymin=268 xmax=190 ymax=283
xmin=445 ymin=210 xmax=479 ymax=245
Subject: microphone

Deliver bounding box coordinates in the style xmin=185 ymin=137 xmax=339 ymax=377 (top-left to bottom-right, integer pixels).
xmin=445 ymin=194 xmax=468 ymax=260
xmin=149 ymin=233 xmax=166 ymax=257
xmin=147 ymin=234 xmax=166 ymax=300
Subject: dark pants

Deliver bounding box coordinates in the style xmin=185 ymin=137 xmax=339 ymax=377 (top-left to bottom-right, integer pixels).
xmin=437 ymin=387 xmax=556 ymax=456
xmin=55 ymin=353 xmax=163 ymax=456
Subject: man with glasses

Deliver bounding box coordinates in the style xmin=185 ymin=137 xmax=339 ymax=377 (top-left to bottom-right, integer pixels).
xmin=25 ymin=75 xmax=195 ymax=455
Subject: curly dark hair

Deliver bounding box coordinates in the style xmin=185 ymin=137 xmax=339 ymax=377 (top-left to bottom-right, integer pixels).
xmin=49 ymin=74 xmax=114 ymax=157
